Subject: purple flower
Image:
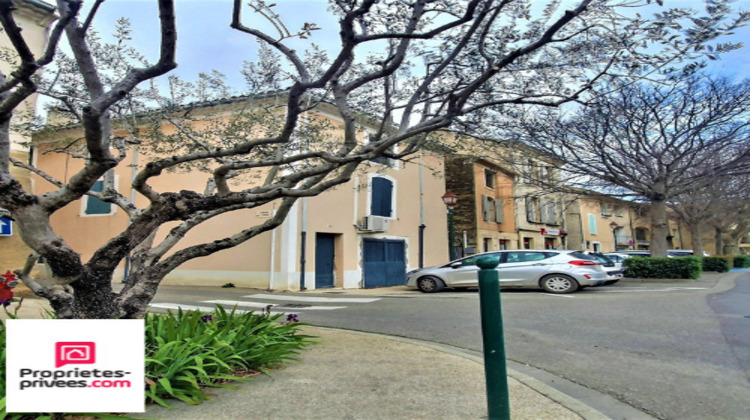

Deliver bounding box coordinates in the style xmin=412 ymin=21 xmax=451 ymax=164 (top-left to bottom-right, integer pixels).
xmin=0 ymin=298 xmax=12 ymax=308
xmin=200 ymin=314 xmax=213 ymax=322
xmin=286 ymin=313 xmax=299 ymax=323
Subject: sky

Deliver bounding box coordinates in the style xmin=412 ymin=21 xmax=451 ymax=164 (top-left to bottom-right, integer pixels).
xmin=72 ymin=0 xmax=750 ymax=92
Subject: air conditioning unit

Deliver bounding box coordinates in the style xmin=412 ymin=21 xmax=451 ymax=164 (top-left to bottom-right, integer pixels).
xmin=360 ymin=215 xmax=388 ymax=232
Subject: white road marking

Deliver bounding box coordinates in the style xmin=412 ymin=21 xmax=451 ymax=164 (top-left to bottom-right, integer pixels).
xmin=542 ymin=294 xmax=575 ymax=298
xmin=150 ymin=303 xmax=257 ymax=313
xmin=244 ymin=294 xmax=381 ymax=303
xmin=203 ymin=299 xmax=346 ymax=310
xmin=597 ymin=287 xmax=707 ymax=293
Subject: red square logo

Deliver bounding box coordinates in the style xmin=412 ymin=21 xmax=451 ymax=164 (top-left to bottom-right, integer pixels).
xmin=55 ymin=342 xmax=96 ymax=368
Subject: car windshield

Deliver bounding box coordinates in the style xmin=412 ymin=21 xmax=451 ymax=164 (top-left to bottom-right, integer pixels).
xmin=590 ymin=253 xmax=615 ymax=265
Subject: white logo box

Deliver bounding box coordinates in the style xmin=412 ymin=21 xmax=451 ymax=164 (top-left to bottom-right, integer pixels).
xmin=6 ymin=319 xmax=145 ymax=413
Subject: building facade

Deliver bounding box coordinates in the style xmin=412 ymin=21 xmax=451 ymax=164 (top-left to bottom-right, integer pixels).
xmin=32 ymin=100 xmax=450 ymax=290
xmin=0 ymin=0 xmax=56 ymax=272
xmin=445 ymin=156 xmax=517 ymax=256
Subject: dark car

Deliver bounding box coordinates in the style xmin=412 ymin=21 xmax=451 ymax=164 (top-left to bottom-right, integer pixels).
xmin=585 ymin=252 xmax=623 ymax=285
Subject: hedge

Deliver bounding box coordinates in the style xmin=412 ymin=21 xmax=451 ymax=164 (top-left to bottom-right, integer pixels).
xmin=623 ymin=256 xmax=702 ymax=279
xmin=733 ymin=255 xmax=750 ymax=268
xmin=702 ymin=256 xmax=732 ymax=272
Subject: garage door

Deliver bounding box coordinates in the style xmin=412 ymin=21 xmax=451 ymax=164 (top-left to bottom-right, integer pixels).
xmin=363 ymin=239 xmax=406 ymax=288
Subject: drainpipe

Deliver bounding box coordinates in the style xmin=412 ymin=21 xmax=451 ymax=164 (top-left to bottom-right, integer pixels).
xmin=269 ymin=208 xmax=277 ymax=290
xmin=299 ymin=197 xmax=307 ymax=290
xmin=298 ymin=99 xmax=311 ymax=290
xmin=418 ymin=152 xmax=426 ymax=268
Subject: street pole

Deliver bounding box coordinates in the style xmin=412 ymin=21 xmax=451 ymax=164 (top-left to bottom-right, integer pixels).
xmin=612 ymin=228 xmax=617 ymax=253
xmin=476 ymin=256 xmax=510 ymax=420
xmin=448 ymin=206 xmax=456 ymax=261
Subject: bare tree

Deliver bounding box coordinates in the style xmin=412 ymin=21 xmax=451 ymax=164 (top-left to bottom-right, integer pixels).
xmin=1 ymin=0 xmax=747 ymax=318
xmin=668 ymin=172 xmax=750 ymax=255
xmin=511 ymin=75 xmax=750 ymax=257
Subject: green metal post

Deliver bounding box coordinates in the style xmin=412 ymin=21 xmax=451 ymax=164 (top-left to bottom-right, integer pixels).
xmin=448 ymin=207 xmax=456 ymax=261
xmin=476 ymin=256 xmax=510 ymax=420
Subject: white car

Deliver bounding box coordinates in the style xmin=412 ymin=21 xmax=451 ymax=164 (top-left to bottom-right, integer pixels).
xmin=406 ymin=250 xmax=608 ymax=294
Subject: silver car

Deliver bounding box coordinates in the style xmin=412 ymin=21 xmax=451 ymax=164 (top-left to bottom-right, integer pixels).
xmin=406 ymin=250 xmax=607 ymax=294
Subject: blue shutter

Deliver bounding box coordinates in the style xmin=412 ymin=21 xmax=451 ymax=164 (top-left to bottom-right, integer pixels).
xmin=371 ymin=177 xmax=393 ymax=217
xmin=588 ymin=214 xmax=597 ymax=234
xmin=85 ymin=180 xmax=112 ymax=215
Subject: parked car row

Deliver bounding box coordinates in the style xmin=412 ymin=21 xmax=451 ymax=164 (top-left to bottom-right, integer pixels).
xmin=405 ymin=250 xmax=609 ymax=294
xmin=405 ymin=248 xmax=711 ymax=295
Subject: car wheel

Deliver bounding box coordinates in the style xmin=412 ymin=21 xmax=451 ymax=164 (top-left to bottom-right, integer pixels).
xmin=540 ymin=274 xmax=579 ymax=294
xmin=416 ymin=276 xmax=445 ymax=293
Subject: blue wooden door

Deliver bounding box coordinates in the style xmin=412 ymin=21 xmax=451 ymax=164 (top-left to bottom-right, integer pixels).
xmin=315 ymin=233 xmax=335 ymax=288
xmin=363 ymin=239 xmax=406 ymax=288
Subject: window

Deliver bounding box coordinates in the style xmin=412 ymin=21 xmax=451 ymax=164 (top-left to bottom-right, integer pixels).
xmin=494 ymin=198 xmax=504 ymax=223
xmin=484 ymin=169 xmax=496 ymax=189
xmin=482 ymin=195 xmax=494 ymax=222
xmin=600 ymin=202 xmax=611 ymax=217
xmin=588 ymin=214 xmax=597 ymax=234
xmin=460 ymin=252 xmax=501 ymax=267
xmin=370 ymin=176 xmax=394 ymax=218
xmin=82 ymin=178 xmax=117 ymax=216
xmin=523 ymin=237 xmax=533 ymax=249
xmin=526 ymin=197 xmax=540 ymax=223
xmin=498 ymin=239 xmax=508 ymax=250
xmin=527 ymin=159 xmax=538 ymax=182
xmin=541 ymin=200 xmax=556 ymax=225
xmin=504 ymin=251 xmax=554 ymax=263
xmin=592 ymin=242 xmax=602 ymax=252
xmin=483 ymin=238 xmax=491 ymax=252
xmin=482 ymin=196 xmax=503 ymax=223
xmin=614 ymin=207 xmax=624 ymax=217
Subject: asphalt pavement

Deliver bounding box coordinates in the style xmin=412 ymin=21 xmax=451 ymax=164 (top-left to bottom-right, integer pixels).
xmin=4 ymin=296 xmax=627 ymax=419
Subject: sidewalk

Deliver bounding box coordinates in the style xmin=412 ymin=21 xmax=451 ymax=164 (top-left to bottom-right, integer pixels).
xmin=4 ymin=298 xmax=605 ymax=420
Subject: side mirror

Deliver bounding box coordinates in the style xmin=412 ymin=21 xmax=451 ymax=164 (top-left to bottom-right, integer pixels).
xmin=450 ymin=262 xmax=463 ymax=269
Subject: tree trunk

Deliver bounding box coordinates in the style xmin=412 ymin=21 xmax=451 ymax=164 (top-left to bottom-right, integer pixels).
xmin=715 ymin=227 xmax=725 ymax=256
xmin=55 ymin=270 xmax=120 ymax=319
xmin=116 ymin=265 xmax=170 ymax=319
xmin=688 ymin=223 xmax=704 ymax=256
xmin=650 ymin=198 xmax=669 ymax=257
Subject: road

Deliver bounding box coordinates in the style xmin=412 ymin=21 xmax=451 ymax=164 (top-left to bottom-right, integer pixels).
xmin=149 ymin=272 xmax=750 ymax=419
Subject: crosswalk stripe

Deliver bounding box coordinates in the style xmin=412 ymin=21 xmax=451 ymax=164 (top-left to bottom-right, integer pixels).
xmin=149 ymin=303 xmax=285 ymax=314
xmin=244 ymin=294 xmax=381 ymax=303
xmin=203 ymin=300 xmax=346 ymax=310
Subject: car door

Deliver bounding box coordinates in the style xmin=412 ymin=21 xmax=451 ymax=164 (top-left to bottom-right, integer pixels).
xmin=443 ymin=253 xmax=502 ymax=286
xmin=496 ymin=251 xmax=555 ymax=286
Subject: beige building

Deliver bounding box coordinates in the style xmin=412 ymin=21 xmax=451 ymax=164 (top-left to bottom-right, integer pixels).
xmin=0 ymin=0 xmax=56 ymax=271
xmin=32 ymin=99 xmax=450 ymax=290
xmin=445 ymin=156 xmax=517 ymax=255
xmin=441 ymin=134 xmax=568 ymax=252
xmin=629 ymin=204 xmax=691 ymax=252
xmin=565 ymin=195 xmax=633 ymax=253
xmin=512 ymin=160 xmax=567 ymax=250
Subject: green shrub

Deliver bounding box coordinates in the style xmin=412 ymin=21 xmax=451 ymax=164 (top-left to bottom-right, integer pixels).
xmin=0 ymin=306 xmax=314 ymax=416
xmin=733 ymin=255 xmax=750 ymax=268
xmin=623 ymin=256 xmax=702 ymax=279
xmin=144 ymin=306 xmax=314 ymax=407
xmin=702 ymin=256 xmax=731 ymax=272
